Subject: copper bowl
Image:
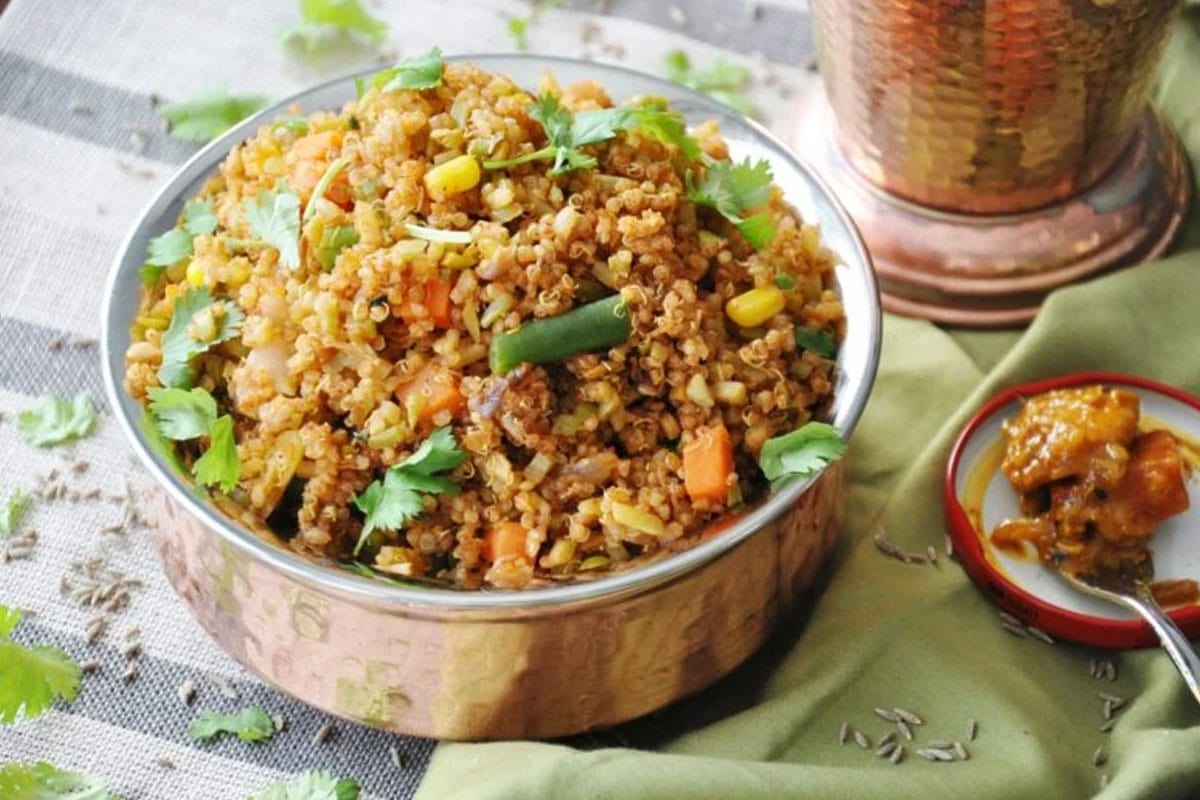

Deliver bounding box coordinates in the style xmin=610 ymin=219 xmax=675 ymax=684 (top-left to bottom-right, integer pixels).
xmin=100 ymin=56 xmax=881 ymax=740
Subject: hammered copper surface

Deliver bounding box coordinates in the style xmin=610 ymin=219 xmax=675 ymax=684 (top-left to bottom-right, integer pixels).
xmin=812 ymin=0 xmax=1182 ymax=215
xmin=152 ymin=462 xmax=847 ymax=740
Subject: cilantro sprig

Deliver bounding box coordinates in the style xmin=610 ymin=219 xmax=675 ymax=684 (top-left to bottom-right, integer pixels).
xmin=148 ymin=386 xmax=241 ymax=493
xmin=0 ymin=605 xmax=82 ymax=724
xmin=664 ymin=50 xmax=757 ymax=117
xmin=188 ymin=705 xmax=275 ymax=743
xmin=17 ymin=394 xmax=97 ymax=447
xmin=281 ymin=0 xmax=388 ymax=55
xmin=687 ymin=157 xmax=777 ymax=249
xmin=243 ymin=187 xmax=303 ymax=270
xmin=483 ymin=93 xmax=700 ymax=176
xmin=249 ymin=770 xmax=360 ymax=800
xmin=159 ymin=91 xmax=270 ymax=143
xmin=358 ymin=47 xmax=444 ymax=99
xmin=0 ymin=761 xmax=116 ymax=799
xmin=145 ymin=199 xmax=219 ymax=274
xmin=158 ymin=286 xmax=245 ymax=389
xmin=352 ymin=426 xmax=466 ymax=555
xmin=758 ymin=421 xmax=846 ymax=490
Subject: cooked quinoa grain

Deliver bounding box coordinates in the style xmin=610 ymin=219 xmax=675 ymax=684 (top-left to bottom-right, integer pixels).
xmin=124 ymin=59 xmax=844 ymax=589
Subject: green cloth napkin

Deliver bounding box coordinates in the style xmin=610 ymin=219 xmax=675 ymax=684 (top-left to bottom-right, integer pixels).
xmin=416 ymin=13 xmax=1200 ymax=800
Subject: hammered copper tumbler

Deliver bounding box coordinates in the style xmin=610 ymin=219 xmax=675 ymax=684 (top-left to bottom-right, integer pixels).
xmin=794 ymin=0 xmax=1191 ymax=326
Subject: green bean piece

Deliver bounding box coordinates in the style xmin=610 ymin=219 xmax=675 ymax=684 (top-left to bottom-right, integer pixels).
xmin=489 ymin=295 xmax=632 ymax=375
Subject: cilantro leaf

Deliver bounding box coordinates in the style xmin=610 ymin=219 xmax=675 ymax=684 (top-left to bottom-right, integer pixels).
xmin=687 ymin=157 xmax=777 ymax=249
xmin=17 ymin=395 xmax=96 ymax=447
xmin=159 ymin=90 xmax=269 ymax=142
xmin=141 ymin=411 xmax=187 ymax=474
xmin=244 ymin=187 xmax=302 ymax=270
xmin=248 ymin=770 xmax=360 ymax=800
xmin=370 ymin=47 xmax=444 ymax=93
xmin=145 ymin=199 xmax=220 ymax=267
xmin=188 ymin=705 xmax=275 ymax=743
xmin=0 ymin=487 xmax=32 ymax=538
xmin=794 ymin=327 xmax=838 ymax=359
xmin=192 ymin=415 xmax=240 ymax=493
xmin=626 ymin=105 xmax=703 ymax=161
xmin=281 ymin=0 xmax=387 ymax=55
xmin=0 ymin=605 xmax=82 ymax=724
xmin=759 ymin=421 xmax=846 ymax=490
xmin=158 ymin=287 xmax=245 ymax=389
xmin=0 ymin=761 xmax=115 ymax=800
xmin=147 ymin=386 xmax=218 ymax=440
xmin=352 ymin=426 xmax=465 ymax=554
xmin=663 ymin=50 xmax=758 ymax=117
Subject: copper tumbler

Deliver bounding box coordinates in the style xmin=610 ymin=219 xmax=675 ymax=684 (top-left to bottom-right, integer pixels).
xmin=793 ymin=0 xmax=1191 ymax=326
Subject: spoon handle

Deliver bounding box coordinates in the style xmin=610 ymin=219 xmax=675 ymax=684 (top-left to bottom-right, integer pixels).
xmin=1126 ymin=588 xmax=1200 ymax=706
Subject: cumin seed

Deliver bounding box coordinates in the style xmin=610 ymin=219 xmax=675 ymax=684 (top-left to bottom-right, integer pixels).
xmin=177 ymin=678 xmax=196 ymax=706
xmin=952 ymin=742 xmax=969 ymax=761
xmin=927 ymin=739 xmax=953 ymax=749
xmin=1001 ymin=621 xmax=1029 ymax=638
xmin=874 ymin=707 xmax=901 ymax=723
xmin=1100 ymin=719 xmax=1115 ymax=733
xmin=121 ymin=662 xmax=138 ymax=682
xmin=311 ymin=721 xmax=335 ymax=745
xmin=853 ymin=729 xmax=871 ymax=749
xmin=897 ymin=720 xmax=913 ymax=741
xmin=926 ymin=545 xmax=938 ymax=565
xmin=837 ymin=722 xmax=849 ymax=745
xmin=944 ymin=533 xmax=954 ymax=559
xmin=389 ymin=744 xmax=403 ymax=769
xmin=876 ymin=741 xmax=896 ymax=758
xmin=1093 ymin=746 xmax=1107 ymax=767
xmin=80 ymin=658 xmax=101 ymax=672
xmin=893 ymin=707 xmax=923 ymax=726
xmin=1026 ymin=625 xmax=1055 ymax=645
xmin=1102 ymin=700 xmax=1113 ymax=721
xmin=966 ymin=719 xmax=978 ymax=741
xmin=272 ymin=713 xmax=287 ymax=732
xmin=156 ymin=756 xmax=176 ymax=770
xmin=889 ymin=744 xmax=904 ymax=764
xmin=877 ymin=731 xmax=897 ymax=748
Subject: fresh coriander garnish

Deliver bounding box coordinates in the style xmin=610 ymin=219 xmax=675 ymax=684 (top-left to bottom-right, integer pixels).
xmin=249 ymin=770 xmax=360 ymax=800
xmin=148 ymin=387 xmax=241 ymax=493
xmin=352 ymin=426 xmax=466 ymax=555
xmin=794 ymin=328 xmax=838 ymax=358
xmin=158 ymin=286 xmax=245 ymax=389
xmin=145 ymin=199 xmax=219 ymax=267
xmin=505 ymin=0 xmax=562 ymax=51
xmin=281 ymin=0 xmax=387 ymax=55
xmin=758 ymin=421 xmax=846 ymax=490
xmin=158 ymin=90 xmax=269 ymax=142
xmin=663 ymin=50 xmax=757 ymax=117
xmin=0 ymin=605 xmax=82 ymax=724
xmin=17 ymin=394 xmax=96 ymax=447
xmin=403 ymin=222 xmax=473 ymax=244
xmin=0 ymin=761 xmax=115 ymax=799
xmin=687 ymin=157 xmax=777 ymax=249
xmin=0 ymin=488 xmax=32 ymax=538
xmin=188 ymin=705 xmax=275 ymax=743
xmin=368 ymin=47 xmax=444 ymax=94
xmin=244 ymin=187 xmax=302 ymax=269
xmin=483 ymin=93 xmax=699 ymax=176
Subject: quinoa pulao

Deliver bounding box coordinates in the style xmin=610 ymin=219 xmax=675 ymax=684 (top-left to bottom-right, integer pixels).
xmin=124 ymin=51 xmax=846 ymax=589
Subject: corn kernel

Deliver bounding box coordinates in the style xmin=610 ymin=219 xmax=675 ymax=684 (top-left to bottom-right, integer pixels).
xmin=424 ymin=154 xmax=481 ymax=201
xmin=726 ymin=286 xmax=785 ymax=328
xmin=185 ymin=260 xmax=206 ymax=287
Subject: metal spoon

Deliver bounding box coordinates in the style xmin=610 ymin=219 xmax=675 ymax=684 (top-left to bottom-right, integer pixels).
xmin=1058 ymin=558 xmax=1200 ymax=705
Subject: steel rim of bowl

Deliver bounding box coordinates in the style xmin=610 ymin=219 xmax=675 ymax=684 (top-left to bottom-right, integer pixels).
xmin=100 ymin=54 xmax=881 ymax=614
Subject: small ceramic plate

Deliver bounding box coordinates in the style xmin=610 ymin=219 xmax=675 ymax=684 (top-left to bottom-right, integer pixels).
xmin=944 ymin=372 xmax=1200 ymax=648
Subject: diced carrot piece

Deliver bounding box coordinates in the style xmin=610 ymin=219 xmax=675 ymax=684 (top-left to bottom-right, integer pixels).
xmin=683 ymin=425 xmax=734 ymax=503
xmin=484 ymin=522 xmax=529 ymax=563
xmin=291 ymin=130 xmax=342 ymax=161
xmin=424 ymin=278 xmax=453 ymax=328
xmin=403 ymin=365 xmax=465 ymax=423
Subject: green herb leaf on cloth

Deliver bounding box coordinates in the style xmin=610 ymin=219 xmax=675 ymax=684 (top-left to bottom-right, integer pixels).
xmin=663 ymin=50 xmax=757 ymax=117
xmin=281 ymin=0 xmax=387 ymax=55
xmin=188 ymin=705 xmax=275 ymax=743
xmin=352 ymin=426 xmax=466 ymax=553
xmin=17 ymin=395 xmax=96 ymax=447
xmin=0 ymin=605 xmax=82 ymax=724
xmin=758 ymin=421 xmax=846 ymax=490
xmin=158 ymin=91 xmax=269 ymax=142
xmin=0 ymin=761 xmax=115 ymax=800
xmin=158 ymin=286 xmax=245 ymax=389
xmin=248 ymin=769 xmax=360 ymax=800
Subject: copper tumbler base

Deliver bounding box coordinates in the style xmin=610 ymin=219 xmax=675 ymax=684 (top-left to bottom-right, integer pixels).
xmin=789 ymin=101 xmax=1192 ymax=328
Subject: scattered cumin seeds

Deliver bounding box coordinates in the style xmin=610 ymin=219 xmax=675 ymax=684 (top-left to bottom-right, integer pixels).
xmin=155 ymin=756 xmax=176 ymax=771
xmin=893 ymin=707 xmax=924 ymax=726
xmin=853 ymin=730 xmax=871 ymax=750
xmin=46 ymin=335 xmax=64 ymax=352
xmin=889 ymin=744 xmax=904 ymax=764
xmin=874 ymin=707 xmax=901 ymax=723
xmin=1026 ymin=625 xmax=1055 ymax=645
xmin=837 ymin=722 xmax=849 ymax=745
xmin=311 ymin=721 xmax=335 ymax=745
xmin=271 ymin=713 xmax=287 ymax=732
xmin=177 ymin=678 xmax=196 ymax=706
xmin=1001 ymin=621 xmax=1029 ymax=639
xmin=897 ymin=720 xmax=913 ymax=741
xmin=1102 ymin=700 xmax=1113 ymax=721
xmin=998 ymin=611 xmax=1022 ymax=627
xmin=121 ymin=662 xmax=138 ymax=682
xmin=121 ymin=640 xmax=142 ymax=658
xmin=80 ymin=658 xmax=101 ymax=673
xmin=966 ymin=719 xmax=978 ymax=741
xmin=389 ymin=744 xmax=403 ymax=769
xmin=878 ymin=731 xmax=897 ymax=748
xmin=1089 ymin=658 xmax=1099 ymax=678
xmin=1100 ymin=718 xmax=1116 ymax=733
xmin=876 ymin=741 xmax=897 ymax=758
xmin=926 ymin=545 xmax=938 ymax=565
xmin=1103 ymin=660 xmax=1117 ymax=681
xmin=953 ymin=742 xmax=969 ymax=761
xmin=927 ymin=739 xmax=953 ymax=749
xmin=1093 ymin=745 xmax=1107 ymax=767
xmin=1098 ymin=692 xmax=1125 ymax=708
xmin=917 ymin=747 xmax=954 ymax=762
